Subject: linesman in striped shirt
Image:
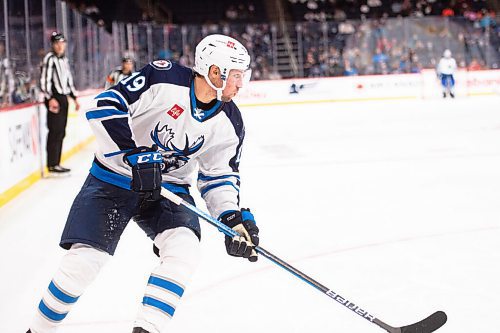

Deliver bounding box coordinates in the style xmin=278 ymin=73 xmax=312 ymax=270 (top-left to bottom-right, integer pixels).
xmin=40 ymin=32 xmax=80 ymax=174
xmin=104 ymin=55 xmax=134 ymax=89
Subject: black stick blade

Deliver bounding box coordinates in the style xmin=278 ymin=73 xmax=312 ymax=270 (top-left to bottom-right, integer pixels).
xmin=400 ymin=311 xmax=447 ymax=333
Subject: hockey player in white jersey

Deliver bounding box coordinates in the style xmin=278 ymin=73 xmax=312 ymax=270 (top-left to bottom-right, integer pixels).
xmin=436 ymin=49 xmax=457 ymax=98
xmin=27 ymin=34 xmax=259 ymax=333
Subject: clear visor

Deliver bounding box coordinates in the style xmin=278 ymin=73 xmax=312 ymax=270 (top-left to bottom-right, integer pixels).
xmin=226 ymin=69 xmax=252 ymax=89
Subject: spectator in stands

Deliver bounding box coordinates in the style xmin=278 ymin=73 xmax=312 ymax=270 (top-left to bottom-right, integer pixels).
xmin=397 ymin=53 xmax=410 ymax=73
xmin=468 ymin=58 xmax=483 ymax=71
xmin=223 ymin=2 xmax=257 ymax=22
xmin=409 ymin=54 xmax=422 ymax=73
xmin=327 ymin=46 xmax=343 ymax=76
xmin=334 ymin=8 xmax=347 ymax=22
xmin=479 ymin=9 xmax=496 ymax=31
xmin=304 ymin=49 xmax=319 ymax=77
xmin=12 ymin=71 xmax=32 ymax=104
xmin=0 ymin=40 xmax=14 ymax=107
xmin=225 ymin=5 xmax=238 ymax=21
xmin=442 ymin=6 xmax=454 ymax=17
xmin=391 ymin=2 xmax=403 ymax=15
xmin=372 ymin=48 xmax=389 ymax=74
xmin=343 ymin=59 xmax=358 ymax=76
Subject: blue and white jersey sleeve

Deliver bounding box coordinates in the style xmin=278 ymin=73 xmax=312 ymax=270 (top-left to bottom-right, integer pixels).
xmin=196 ymin=103 xmax=244 ymax=219
xmin=86 ymin=87 xmax=135 ymax=160
xmin=85 ymin=66 xmax=156 ymax=158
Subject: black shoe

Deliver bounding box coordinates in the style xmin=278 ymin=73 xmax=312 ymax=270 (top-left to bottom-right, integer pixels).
xmin=132 ymin=328 xmax=150 ymax=333
xmin=450 ymin=92 xmax=455 ymax=98
xmin=48 ymin=165 xmax=71 ymax=173
xmin=59 ymin=165 xmax=71 ymax=172
xmin=443 ymin=92 xmax=447 ymax=98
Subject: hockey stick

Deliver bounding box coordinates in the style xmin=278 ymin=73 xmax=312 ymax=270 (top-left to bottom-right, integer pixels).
xmin=160 ymin=188 xmax=447 ymax=333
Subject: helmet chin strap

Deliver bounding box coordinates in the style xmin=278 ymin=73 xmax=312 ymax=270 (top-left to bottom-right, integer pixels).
xmin=203 ymin=75 xmax=226 ymax=101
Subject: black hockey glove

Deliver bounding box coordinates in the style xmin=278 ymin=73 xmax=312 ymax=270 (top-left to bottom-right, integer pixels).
xmin=219 ymin=208 xmax=259 ymax=262
xmin=123 ymin=145 xmax=163 ymax=201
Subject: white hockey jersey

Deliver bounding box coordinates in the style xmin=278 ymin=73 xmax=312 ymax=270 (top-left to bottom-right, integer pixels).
xmin=437 ymin=57 xmax=457 ymax=76
xmin=86 ymin=60 xmax=244 ymax=219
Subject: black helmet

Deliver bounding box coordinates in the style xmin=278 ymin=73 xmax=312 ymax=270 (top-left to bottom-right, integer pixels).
xmin=50 ymin=32 xmax=65 ymax=43
xmin=122 ymin=56 xmax=133 ymax=63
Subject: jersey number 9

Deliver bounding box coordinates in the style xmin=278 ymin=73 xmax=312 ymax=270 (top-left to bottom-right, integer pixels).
xmin=121 ymin=72 xmax=145 ymax=92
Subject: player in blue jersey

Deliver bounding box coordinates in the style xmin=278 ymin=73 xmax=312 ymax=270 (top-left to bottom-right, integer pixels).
xmin=27 ymin=34 xmax=259 ymax=333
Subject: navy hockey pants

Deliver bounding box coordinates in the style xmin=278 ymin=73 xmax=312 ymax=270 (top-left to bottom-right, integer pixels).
xmin=60 ymin=174 xmax=200 ymax=255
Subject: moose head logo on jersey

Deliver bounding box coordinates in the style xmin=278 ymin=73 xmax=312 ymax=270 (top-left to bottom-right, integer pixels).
xmin=150 ymin=123 xmax=204 ymax=172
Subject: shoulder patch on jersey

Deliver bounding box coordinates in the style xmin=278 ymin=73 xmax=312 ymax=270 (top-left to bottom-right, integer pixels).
xmin=151 ymin=60 xmax=172 ymax=70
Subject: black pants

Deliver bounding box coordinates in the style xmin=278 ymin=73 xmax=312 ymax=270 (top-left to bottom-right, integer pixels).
xmin=45 ymin=94 xmax=69 ymax=168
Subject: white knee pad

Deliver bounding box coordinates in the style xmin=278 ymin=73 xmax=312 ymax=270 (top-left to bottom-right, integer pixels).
xmin=154 ymin=227 xmax=201 ymax=279
xmin=53 ymin=243 xmax=110 ymax=294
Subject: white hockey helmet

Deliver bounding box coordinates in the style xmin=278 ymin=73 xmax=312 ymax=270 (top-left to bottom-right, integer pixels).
xmin=193 ymin=34 xmax=251 ymax=100
xmin=443 ymin=49 xmax=452 ymax=58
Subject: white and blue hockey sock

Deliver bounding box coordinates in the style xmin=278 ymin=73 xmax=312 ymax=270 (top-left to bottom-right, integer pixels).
xmin=134 ymin=227 xmax=200 ymax=333
xmin=29 ymin=244 xmax=109 ymax=333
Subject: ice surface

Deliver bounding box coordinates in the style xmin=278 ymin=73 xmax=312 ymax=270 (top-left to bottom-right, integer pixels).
xmin=1 ymin=96 xmax=500 ymax=332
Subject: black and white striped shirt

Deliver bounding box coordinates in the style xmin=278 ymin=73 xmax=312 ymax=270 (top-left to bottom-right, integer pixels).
xmin=40 ymin=52 xmax=76 ymax=99
xmin=104 ymin=68 xmax=132 ymax=90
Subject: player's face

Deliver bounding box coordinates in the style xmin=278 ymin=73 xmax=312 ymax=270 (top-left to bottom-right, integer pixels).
xmin=221 ymin=69 xmax=245 ymax=102
xmin=122 ymin=61 xmax=133 ymax=74
xmin=52 ymin=41 xmax=66 ymax=56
